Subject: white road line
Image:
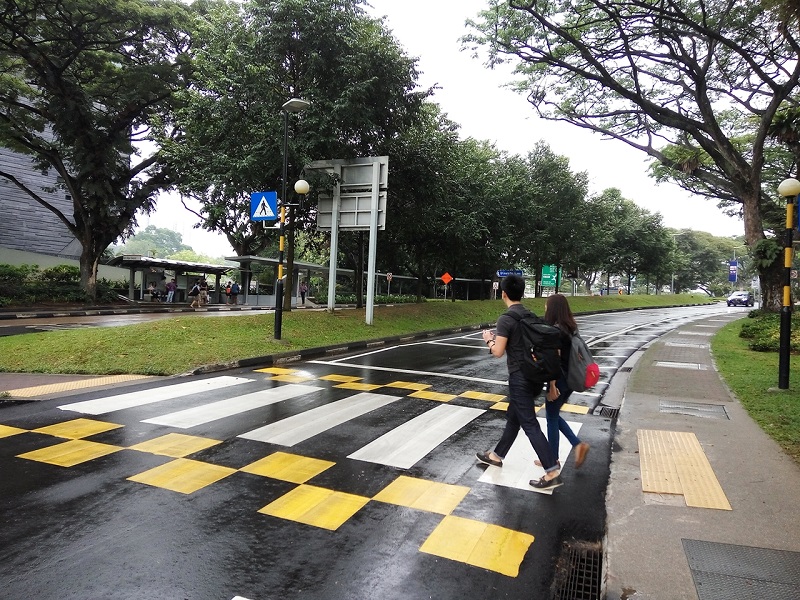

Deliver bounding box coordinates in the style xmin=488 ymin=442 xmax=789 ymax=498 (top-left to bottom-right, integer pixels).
xmin=58 ymin=376 xmax=253 ymax=415
xmin=348 ymin=404 xmax=485 ymax=469
xmin=477 ymin=419 xmax=583 ymax=494
xmin=142 ymin=384 xmax=322 ymax=429
xmin=238 ymin=392 xmax=400 ymax=445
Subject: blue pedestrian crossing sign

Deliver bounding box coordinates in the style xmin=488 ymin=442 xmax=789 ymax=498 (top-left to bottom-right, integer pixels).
xmin=250 ymin=191 xmax=278 ymax=221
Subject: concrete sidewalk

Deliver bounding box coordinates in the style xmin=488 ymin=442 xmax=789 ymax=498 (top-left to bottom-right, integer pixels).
xmin=603 ymin=313 xmax=800 ymax=599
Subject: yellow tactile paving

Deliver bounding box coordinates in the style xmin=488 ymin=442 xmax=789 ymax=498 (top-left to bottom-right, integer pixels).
xmin=335 ymin=382 xmax=382 ymax=391
xmin=384 ymin=381 xmax=431 ymax=391
xmin=318 ymin=374 xmax=363 ymax=383
xmin=240 ymin=451 xmax=335 ymax=484
xmin=459 ymin=391 xmax=506 ymax=402
xmin=33 ymin=418 xmax=123 ymax=439
xmin=408 ymin=390 xmax=457 ymax=402
xmin=128 ymin=433 xmax=222 ymax=458
xmin=127 ymin=458 xmax=237 ymax=494
xmin=254 ymin=367 xmax=297 ymax=375
xmin=0 ymin=424 xmax=27 ymax=438
xmin=2 ymin=375 xmax=152 ymax=397
xmin=258 ymin=484 xmax=370 ymax=531
xmin=269 ymin=374 xmax=317 ymax=383
xmin=637 ymin=429 xmax=731 ymax=510
xmin=372 ymin=475 xmax=469 ymax=515
xmin=18 ymin=439 xmax=123 ymax=467
xmin=420 ymin=515 xmax=534 ymax=577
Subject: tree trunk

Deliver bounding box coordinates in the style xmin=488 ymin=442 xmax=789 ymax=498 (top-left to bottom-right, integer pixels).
xmin=78 ymin=244 xmax=100 ymax=303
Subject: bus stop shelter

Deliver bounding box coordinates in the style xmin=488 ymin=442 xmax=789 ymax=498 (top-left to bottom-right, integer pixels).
xmin=106 ymin=255 xmax=236 ymax=303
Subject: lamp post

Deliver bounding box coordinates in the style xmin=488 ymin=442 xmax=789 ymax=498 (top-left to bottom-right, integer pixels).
xmin=776 ymin=178 xmax=799 ymax=389
xmin=275 ymin=98 xmax=311 ymax=340
xmin=670 ymin=232 xmax=687 ymax=294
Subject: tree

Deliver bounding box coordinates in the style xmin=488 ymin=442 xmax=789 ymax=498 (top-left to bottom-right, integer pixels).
xmin=158 ymin=0 xmax=427 ymax=308
xmin=112 ymin=225 xmax=192 ymax=258
xmin=0 ymin=0 xmax=192 ymax=300
xmin=465 ymin=0 xmax=800 ymax=310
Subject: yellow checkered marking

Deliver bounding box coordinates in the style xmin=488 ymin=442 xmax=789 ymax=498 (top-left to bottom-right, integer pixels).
xmin=33 ymin=418 xmax=123 ymax=439
xmin=420 ymin=515 xmax=534 ymax=578
xmin=408 ymin=390 xmax=456 ymax=402
xmin=0 ymin=424 xmax=27 ymax=438
xmin=18 ymin=439 xmax=123 ymax=467
xmin=258 ymin=484 xmax=370 ymax=531
xmin=128 ymin=433 xmax=222 ymax=458
xmin=490 ymin=401 xmax=509 ymax=411
xmin=536 ymin=403 xmax=590 ymax=416
xmin=459 ymin=391 xmax=506 ymax=402
xmin=372 ymin=475 xmax=469 ymax=515
xmin=335 ymin=382 xmax=382 ymax=391
xmin=128 ymin=458 xmax=237 ymax=494
xmin=638 ymin=429 xmax=731 ymax=510
xmin=254 ymin=367 xmax=297 ymax=375
xmin=318 ymin=374 xmax=362 ymax=383
xmin=384 ymin=381 xmax=431 ymax=391
xmin=240 ymin=451 xmax=335 ymax=484
xmin=269 ymin=374 xmax=317 ymax=383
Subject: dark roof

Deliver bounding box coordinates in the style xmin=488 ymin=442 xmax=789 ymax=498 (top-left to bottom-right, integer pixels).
xmin=106 ymin=254 xmax=235 ymax=276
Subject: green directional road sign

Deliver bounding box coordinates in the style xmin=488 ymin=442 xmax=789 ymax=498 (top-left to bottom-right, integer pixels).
xmin=541 ymin=264 xmax=560 ymax=287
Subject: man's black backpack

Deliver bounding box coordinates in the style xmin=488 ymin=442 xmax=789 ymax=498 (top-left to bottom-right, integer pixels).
xmin=506 ymin=309 xmax=563 ymax=384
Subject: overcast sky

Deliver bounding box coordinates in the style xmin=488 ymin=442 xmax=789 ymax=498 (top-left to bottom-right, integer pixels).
xmin=143 ymin=0 xmax=744 ymax=257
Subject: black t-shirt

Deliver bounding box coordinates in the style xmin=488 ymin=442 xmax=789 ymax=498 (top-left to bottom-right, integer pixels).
xmin=496 ymin=303 xmax=532 ymax=375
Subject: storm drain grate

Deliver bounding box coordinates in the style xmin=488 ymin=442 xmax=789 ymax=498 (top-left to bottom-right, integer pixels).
xmin=597 ymin=406 xmax=620 ymax=419
xmin=552 ymin=540 xmax=603 ymax=600
xmin=659 ymin=401 xmax=729 ymax=420
xmin=618 ymin=366 xmax=633 ymax=373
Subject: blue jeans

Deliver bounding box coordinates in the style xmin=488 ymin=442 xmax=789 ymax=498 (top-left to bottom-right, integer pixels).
xmin=493 ymin=371 xmax=559 ymax=472
xmin=544 ymin=378 xmax=581 ymax=459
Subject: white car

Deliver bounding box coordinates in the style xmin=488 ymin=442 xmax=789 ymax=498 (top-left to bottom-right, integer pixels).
xmin=727 ymin=291 xmax=754 ymax=307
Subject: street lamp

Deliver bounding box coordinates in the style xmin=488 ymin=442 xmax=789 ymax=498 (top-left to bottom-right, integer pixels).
xmin=275 ymin=98 xmax=311 ymax=340
xmin=776 ymin=178 xmax=799 ymax=389
xmin=670 ymin=232 xmax=687 ymax=294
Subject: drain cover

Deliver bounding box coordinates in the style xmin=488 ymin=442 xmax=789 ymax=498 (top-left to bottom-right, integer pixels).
xmin=683 ymin=539 xmax=800 ymax=600
xmin=552 ymin=540 xmax=602 ymax=600
xmin=597 ymin=406 xmax=620 ymax=419
xmin=659 ymin=401 xmax=729 ymax=419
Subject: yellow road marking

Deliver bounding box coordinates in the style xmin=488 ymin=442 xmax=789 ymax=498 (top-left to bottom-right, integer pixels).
xmin=335 ymin=382 xmax=382 ymax=391
xmin=128 ymin=458 xmax=236 ymax=494
xmin=240 ymin=452 xmax=335 ymax=484
xmin=409 ymin=390 xmax=457 ymax=402
xmin=33 ymin=418 xmax=123 ymax=439
xmin=0 ymin=424 xmax=28 ymax=438
xmin=258 ymin=484 xmax=370 ymax=531
xmin=18 ymin=439 xmax=123 ymax=467
xmin=638 ymin=429 xmax=731 ymax=510
xmin=373 ymin=475 xmax=469 ymax=515
xmin=318 ymin=374 xmax=362 ymax=383
xmin=269 ymin=374 xmax=317 ymax=383
xmin=420 ymin=515 xmax=534 ymax=577
xmin=2 ymin=375 xmax=152 ymax=398
xmin=129 ymin=433 xmax=222 ymax=458
xmin=254 ymin=367 xmax=296 ymax=375
xmin=459 ymin=391 xmax=506 ymax=402
xmin=384 ymin=381 xmax=431 ymax=391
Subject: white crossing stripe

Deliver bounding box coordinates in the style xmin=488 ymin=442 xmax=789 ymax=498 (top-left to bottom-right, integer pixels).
xmin=348 ymin=404 xmax=485 ymax=469
xmin=477 ymin=418 xmax=583 ymax=494
xmin=58 ymin=376 xmax=252 ymax=415
xmin=142 ymin=384 xmax=322 ymax=429
xmin=238 ymin=392 xmax=399 ymax=445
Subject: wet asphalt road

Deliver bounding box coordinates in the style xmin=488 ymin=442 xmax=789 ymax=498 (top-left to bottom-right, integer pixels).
xmin=0 ymin=303 xmax=740 ymax=599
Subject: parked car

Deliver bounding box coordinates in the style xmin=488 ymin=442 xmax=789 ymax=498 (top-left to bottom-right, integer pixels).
xmin=727 ymin=291 xmax=754 ymax=307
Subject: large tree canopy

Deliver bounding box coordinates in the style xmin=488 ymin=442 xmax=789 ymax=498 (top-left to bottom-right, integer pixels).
xmin=0 ymin=0 xmax=192 ymax=299
xmin=465 ymin=0 xmax=800 ymax=310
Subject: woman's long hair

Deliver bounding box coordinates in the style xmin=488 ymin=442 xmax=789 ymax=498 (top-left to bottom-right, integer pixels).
xmin=544 ymin=293 xmax=577 ymax=335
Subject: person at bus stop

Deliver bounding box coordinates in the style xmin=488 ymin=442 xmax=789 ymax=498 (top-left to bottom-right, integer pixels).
xmin=165 ymin=278 xmax=177 ymax=303
xmin=476 ymin=274 xmax=562 ymax=490
xmin=300 ymin=281 xmax=308 ymax=305
xmin=542 ymin=293 xmax=590 ymax=469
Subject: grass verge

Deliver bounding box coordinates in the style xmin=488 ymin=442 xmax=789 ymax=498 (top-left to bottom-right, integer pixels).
xmin=712 ymin=319 xmax=800 ymax=463
xmin=0 ymin=294 xmax=711 ymax=376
